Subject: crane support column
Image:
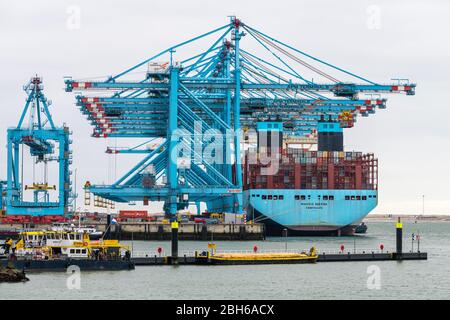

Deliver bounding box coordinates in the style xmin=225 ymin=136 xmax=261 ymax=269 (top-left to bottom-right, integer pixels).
xmin=6 ymin=134 xmax=15 ymax=204
xmin=233 ymin=18 xmax=243 ymax=214
xmin=168 ymin=67 xmax=180 ymax=218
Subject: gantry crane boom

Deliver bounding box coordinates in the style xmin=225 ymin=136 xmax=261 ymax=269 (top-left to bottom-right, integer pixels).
xmin=64 ymin=17 xmax=415 ymax=217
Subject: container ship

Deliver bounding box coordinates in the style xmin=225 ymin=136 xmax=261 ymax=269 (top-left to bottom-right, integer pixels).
xmin=243 ymin=118 xmax=378 ymax=236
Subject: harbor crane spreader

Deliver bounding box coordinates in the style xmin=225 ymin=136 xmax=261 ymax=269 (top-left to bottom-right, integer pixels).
xmin=64 ymin=17 xmax=415 ymax=217
xmin=6 ymin=77 xmax=73 ymax=216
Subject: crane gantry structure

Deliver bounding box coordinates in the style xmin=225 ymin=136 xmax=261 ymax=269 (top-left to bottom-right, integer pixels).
xmin=64 ymin=17 xmax=415 ymax=217
xmin=6 ymin=77 xmax=73 ymax=216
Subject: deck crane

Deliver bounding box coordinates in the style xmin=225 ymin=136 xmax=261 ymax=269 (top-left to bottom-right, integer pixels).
xmin=64 ymin=17 xmax=415 ymax=218
xmin=6 ymin=76 xmax=73 ymax=217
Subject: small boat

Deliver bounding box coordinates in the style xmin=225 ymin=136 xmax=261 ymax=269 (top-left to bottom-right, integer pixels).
xmin=51 ymin=223 xmax=103 ymax=240
xmin=354 ymin=222 xmax=368 ymax=234
xmin=5 ymin=230 xmax=134 ymax=270
xmin=50 ymin=222 xmax=72 ymax=232
xmin=15 ymin=230 xmax=129 ymax=259
xmin=71 ymin=227 xmax=103 ymax=240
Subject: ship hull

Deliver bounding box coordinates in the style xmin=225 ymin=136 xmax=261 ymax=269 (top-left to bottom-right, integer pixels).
xmin=244 ymin=189 xmax=377 ymax=236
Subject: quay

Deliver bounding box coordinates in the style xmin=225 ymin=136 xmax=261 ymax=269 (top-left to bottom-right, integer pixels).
xmin=0 ymin=222 xmax=265 ymax=241
xmin=109 ymin=222 xmax=265 ymax=241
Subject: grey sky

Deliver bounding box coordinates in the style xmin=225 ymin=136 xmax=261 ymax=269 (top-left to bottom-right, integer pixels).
xmin=0 ymin=0 xmax=449 ymax=215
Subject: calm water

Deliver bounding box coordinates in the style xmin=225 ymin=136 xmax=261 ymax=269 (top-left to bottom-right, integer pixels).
xmin=1 ymin=221 xmax=449 ymax=300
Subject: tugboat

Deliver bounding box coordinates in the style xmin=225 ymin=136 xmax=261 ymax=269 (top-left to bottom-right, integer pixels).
xmin=0 ymin=230 xmax=134 ymax=271
xmin=354 ymin=222 xmax=368 ymax=234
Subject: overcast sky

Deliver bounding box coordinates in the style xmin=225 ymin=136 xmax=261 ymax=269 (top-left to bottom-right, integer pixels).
xmin=0 ymin=0 xmax=449 ymax=215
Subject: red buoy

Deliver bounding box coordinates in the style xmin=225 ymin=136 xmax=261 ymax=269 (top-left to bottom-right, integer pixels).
xmin=157 ymin=247 xmax=162 ymax=255
xmin=253 ymin=245 xmax=258 ymax=253
xmin=380 ymin=244 xmax=384 ymax=251
xmin=340 ymin=244 xmax=345 ymax=252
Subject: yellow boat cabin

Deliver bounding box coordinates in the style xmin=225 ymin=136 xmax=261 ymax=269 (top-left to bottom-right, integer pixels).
xmin=14 ymin=230 xmax=130 ymax=260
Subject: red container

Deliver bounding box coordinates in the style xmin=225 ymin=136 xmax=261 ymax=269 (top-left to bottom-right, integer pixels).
xmin=243 ymin=150 xmax=378 ymax=191
xmin=119 ymin=210 xmax=148 ymax=219
xmin=194 ymin=217 xmax=206 ymax=224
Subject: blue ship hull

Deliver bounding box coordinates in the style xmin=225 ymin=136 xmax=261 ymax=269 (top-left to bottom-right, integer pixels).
xmin=244 ymin=189 xmax=377 ymax=236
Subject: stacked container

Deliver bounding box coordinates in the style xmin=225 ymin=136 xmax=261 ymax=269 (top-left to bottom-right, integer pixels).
xmin=243 ymin=148 xmax=377 ymax=190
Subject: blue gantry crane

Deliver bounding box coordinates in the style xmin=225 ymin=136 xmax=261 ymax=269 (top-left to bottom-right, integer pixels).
xmin=64 ymin=17 xmax=415 ymax=218
xmin=6 ymin=76 xmax=73 ymax=216
xmin=0 ymin=180 xmax=6 ymax=214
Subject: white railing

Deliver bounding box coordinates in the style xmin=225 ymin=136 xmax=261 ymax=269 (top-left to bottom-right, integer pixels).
xmin=317 ymin=248 xmax=392 ymax=255
xmin=131 ymin=251 xmax=166 ymax=258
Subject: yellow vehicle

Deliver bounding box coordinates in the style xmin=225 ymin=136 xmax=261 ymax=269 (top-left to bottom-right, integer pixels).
xmin=177 ymin=212 xmax=191 ymax=223
xmin=15 ymin=230 xmax=130 ymax=260
xmin=210 ymin=213 xmax=222 ymax=220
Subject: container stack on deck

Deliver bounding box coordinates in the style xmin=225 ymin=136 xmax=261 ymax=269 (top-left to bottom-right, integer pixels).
xmin=244 ymin=149 xmax=377 ymax=191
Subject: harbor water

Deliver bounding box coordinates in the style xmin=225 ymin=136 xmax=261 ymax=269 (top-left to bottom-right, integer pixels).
xmin=1 ymin=221 xmax=449 ymax=300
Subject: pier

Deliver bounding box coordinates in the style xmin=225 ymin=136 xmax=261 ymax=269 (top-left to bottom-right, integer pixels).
xmin=0 ymin=250 xmax=427 ymax=270
xmin=0 ymin=217 xmax=428 ymax=269
xmin=129 ymin=217 xmax=427 ymax=266
xmin=129 ymin=252 xmax=427 ymax=266
xmin=0 ymin=222 xmax=266 ymax=241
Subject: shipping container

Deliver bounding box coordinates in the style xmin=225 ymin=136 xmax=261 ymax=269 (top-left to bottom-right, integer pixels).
xmin=244 ymin=149 xmax=377 ymax=190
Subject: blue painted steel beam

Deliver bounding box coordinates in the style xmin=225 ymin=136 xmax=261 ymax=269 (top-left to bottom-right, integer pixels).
xmin=66 ymin=80 xmax=415 ymax=96
xmin=65 ymin=17 xmax=415 ymax=214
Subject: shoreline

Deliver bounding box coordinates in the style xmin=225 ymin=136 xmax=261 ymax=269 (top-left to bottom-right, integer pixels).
xmin=364 ymin=214 xmax=450 ymax=222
